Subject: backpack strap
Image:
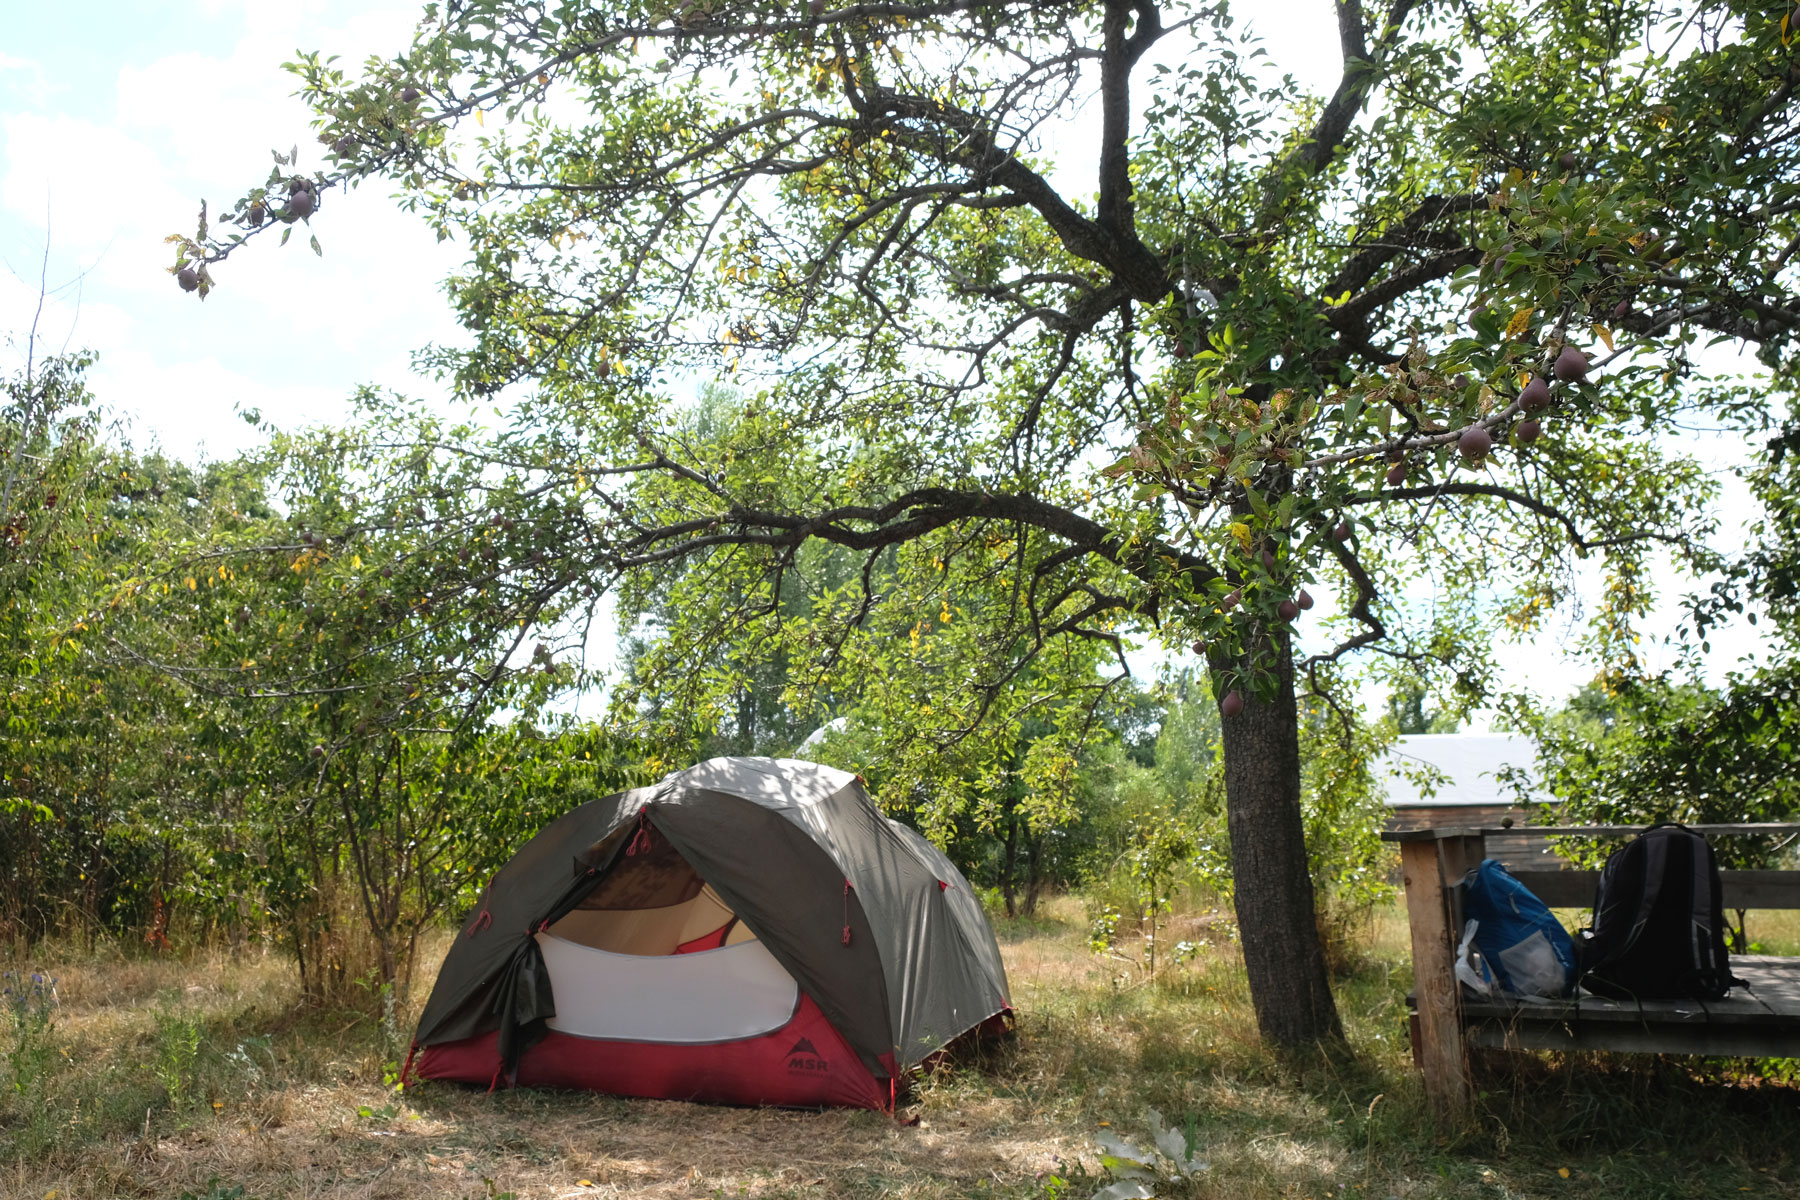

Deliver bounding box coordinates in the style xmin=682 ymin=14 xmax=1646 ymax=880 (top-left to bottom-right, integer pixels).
xmin=1691 ymin=831 xmax=1714 ymax=976
xmin=1684 ymin=830 xmax=1745 ymax=994
xmin=1598 ymin=829 xmax=1670 ymax=972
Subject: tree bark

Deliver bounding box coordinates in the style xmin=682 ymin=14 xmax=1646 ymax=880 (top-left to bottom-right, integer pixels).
xmin=1023 ymin=834 xmax=1042 ymax=917
xmin=999 ymin=813 xmax=1019 ymax=919
xmin=1217 ymin=633 xmax=1344 ymax=1045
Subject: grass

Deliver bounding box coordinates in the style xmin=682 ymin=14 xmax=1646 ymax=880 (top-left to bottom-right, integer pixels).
xmin=2 ymin=899 xmax=1798 ymax=1199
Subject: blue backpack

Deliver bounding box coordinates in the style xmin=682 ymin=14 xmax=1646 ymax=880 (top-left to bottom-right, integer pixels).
xmin=1457 ymin=859 xmax=1577 ymax=999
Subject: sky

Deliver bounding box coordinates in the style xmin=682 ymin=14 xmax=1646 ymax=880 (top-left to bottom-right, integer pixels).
xmin=0 ymin=1 xmax=1771 ymax=724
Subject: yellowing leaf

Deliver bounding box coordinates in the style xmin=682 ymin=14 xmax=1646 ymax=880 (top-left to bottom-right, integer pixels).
xmin=1228 ymin=522 xmax=1252 ymax=550
xmin=1504 ymin=306 xmax=1535 ymax=339
xmin=185 ymin=577 xmax=197 ymax=590
xmin=1593 ymin=324 xmax=1614 ymax=352
xmin=577 ymin=1181 xmax=593 ymax=1189
xmin=1559 ymin=1167 xmax=1571 ymax=1179
xmin=476 ymin=108 xmax=486 ymax=126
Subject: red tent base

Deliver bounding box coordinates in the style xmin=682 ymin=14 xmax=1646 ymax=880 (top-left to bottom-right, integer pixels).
xmin=414 ymin=992 xmax=890 ymax=1109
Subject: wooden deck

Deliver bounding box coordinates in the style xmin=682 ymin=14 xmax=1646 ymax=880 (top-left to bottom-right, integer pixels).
xmin=1429 ymin=957 xmax=1800 ymax=1058
xmin=1382 ymin=823 xmax=1800 ymax=1119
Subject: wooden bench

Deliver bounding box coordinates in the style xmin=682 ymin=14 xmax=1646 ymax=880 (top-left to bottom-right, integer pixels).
xmin=1382 ymin=823 xmax=1800 ymax=1117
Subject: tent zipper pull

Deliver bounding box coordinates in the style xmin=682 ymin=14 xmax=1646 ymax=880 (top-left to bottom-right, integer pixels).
xmin=842 ymin=878 xmax=853 ymax=946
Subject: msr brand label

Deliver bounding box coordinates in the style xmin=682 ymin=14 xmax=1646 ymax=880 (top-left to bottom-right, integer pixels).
xmin=785 ymin=1036 xmax=828 ymax=1073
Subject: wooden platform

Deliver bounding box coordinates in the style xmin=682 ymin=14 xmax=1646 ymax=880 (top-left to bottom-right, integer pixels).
xmin=1424 ymin=957 xmax=1800 ymax=1058
xmin=1382 ymin=824 xmax=1800 ymax=1119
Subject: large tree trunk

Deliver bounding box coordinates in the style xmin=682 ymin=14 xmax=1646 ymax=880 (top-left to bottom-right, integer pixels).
xmin=1216 ymin=633 xmax=1343 ymax=1046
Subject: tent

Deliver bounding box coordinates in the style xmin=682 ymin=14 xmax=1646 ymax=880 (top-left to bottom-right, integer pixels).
xmin=409 ymin=756 xmax=1012 ymax=1109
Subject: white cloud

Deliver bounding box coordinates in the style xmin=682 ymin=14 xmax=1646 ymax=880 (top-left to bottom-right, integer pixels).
xmin=1 ymin=0 xmax=467 ymax=453
xmin=88 ymin=345 xmax=352 ymax=461
xmin=0 ymin=113 xmax=189 ymax=256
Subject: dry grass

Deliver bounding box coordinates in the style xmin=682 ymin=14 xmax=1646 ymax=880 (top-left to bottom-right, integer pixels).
xmin=4 ymin=899 xmax=1800 ymax=1200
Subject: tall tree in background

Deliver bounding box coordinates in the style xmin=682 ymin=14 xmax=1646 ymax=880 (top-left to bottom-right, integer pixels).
xmin=171 ymin=1 xmax=1800 ymax=1045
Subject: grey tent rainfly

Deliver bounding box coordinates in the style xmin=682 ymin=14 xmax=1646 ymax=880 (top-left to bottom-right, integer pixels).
xmin=407 ymin=757 xmax=1013 ymax=1108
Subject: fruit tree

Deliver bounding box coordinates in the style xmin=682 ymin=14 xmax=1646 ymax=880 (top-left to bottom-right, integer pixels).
xmin=171 ymin=0 xmax=1798 ymax=1046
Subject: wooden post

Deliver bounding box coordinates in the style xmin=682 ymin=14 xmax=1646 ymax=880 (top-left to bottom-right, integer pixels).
xmin=1400 ymin=835 xmax=1469 ymax=1119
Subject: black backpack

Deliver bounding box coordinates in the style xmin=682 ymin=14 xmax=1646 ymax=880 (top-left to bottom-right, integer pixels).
xmin=1578 ymin=823 xmax=1741 ymax=1001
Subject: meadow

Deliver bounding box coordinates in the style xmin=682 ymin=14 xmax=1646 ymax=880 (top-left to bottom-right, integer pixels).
xmin=5 ymin=899 xmax=1799 ymax=1200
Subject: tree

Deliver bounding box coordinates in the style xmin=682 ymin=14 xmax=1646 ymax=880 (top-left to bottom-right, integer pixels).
xmin=1385 ymin=677 xmax=1460 ymax=735
xmin=1505 ymin=414 xmax=1800 ymax=885
xmin=172 ymin=0 xmax=1800 ymax=1045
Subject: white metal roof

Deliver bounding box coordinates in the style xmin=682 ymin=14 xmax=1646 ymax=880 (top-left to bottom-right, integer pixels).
xmin=1378 ymin=733 xmax=1549 ymax=808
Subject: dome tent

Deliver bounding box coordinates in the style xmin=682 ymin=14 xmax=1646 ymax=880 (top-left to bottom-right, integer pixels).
xmin=409 ymin=756 xmax=1012 ymax=1108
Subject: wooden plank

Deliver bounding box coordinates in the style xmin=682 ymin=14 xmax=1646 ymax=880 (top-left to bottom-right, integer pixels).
xmin=1574 ymin=993 xmax=1708 ymax=1024
xmin=1381 ymin=826 xmax=1486 ymax=844
xmin=1501 ymin=869 xmax=1800 ymax=910
xmin=1460 ymin=998 xmax=1579 ymax=1022
xmin=1504 ymin=869 xmax=1596 ymax=908
xmin=1737 ymin=957 xmax=1800 ymax=1016
xmin=1399 ymin=837 xmax=1467 ymax=1119
xmin=1466 ymin=1016 xmax=1800 ymax=1058
xmin=1698 ymin=991 xmax=1782 ymax=1023
xmin=1716 ymin=871 xmax=1800 ymax=909
xmin=1438 ymin=833 xmax=1484 ymax=933
xmin=1479 ymin=823 xmax=1800 ymax=836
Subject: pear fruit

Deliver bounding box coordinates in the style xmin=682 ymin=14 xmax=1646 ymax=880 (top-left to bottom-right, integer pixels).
xmin=1519 ymin=377 xmax=1552 ymax=412
xmin=1221 ymin=689 xmax=1244 ymax=718
xmin=1516 ymin=418 xmax=1542 ymax=445
xmin=177 ymin=266 xmax=200 ymax=292
xmin=1458 ymin=425 xmax=1493 ymax=461
xmin=1554 ymin=345 xmax=1588 ymax=382
xmin=1332 ymin=520 xmax=1352 ymax=542
xmin=1278 ymin=599 xmax=1301 ymax=621
xmin=1385 ymin=461 xmax=1408 ymax=487
xmin=1297 ymin=589 xmax=1315 ymax=610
